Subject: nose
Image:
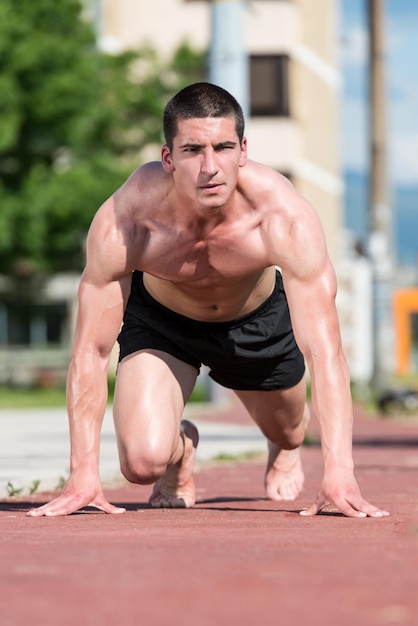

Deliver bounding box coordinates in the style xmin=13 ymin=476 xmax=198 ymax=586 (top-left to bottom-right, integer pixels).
xmin=200 ymin=149 xmax=218 ymax=176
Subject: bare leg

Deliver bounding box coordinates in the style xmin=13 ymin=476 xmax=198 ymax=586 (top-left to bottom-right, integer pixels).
xmin=264 ymin=403 xmax=310 ymax=501
xmin=235 ymin=378 xmax=308 ymax=501
xmin=149 ymin=419 xmax=199 ymax=508
xmin=113 ymin=350 xmax=199 ymax=507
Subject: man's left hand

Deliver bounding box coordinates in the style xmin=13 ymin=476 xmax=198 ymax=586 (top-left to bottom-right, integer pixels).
xmin=300 ymin=468 xmax=390 ymax=518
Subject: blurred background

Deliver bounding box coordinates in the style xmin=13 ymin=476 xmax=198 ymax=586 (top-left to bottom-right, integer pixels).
xmin=0 ymin=0 xmax=417 ymax=408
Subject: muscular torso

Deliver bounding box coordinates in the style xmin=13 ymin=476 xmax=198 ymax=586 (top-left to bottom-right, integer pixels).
xmin=142 ymin=231 xmax=277 ymax=322
xmin=128 ymin=209 xmax=276 ymax=321
xmin=98 ymin=161 xmax=303 ymax=322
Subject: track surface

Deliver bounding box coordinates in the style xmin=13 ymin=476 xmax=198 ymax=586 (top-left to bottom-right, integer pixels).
xmin=1 ymin=404 xmax=417 ymax=626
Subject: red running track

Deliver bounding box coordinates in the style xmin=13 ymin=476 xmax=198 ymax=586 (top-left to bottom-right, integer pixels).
xmin=1 ymin=404 xmax=417 ymax=626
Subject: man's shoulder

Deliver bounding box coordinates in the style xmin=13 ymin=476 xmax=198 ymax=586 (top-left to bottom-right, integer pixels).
xmin=239 ymin=160 xmax=302 ymax=216
xmin=124 ymin=161 xmax=168 ymax=190
xmin=91 ymin=162 xmax=167 ymax=239
xmin=240 ymin=160 xmax=295 ymax=196
xmin=114 ymin=161 xmax=171 ymax=212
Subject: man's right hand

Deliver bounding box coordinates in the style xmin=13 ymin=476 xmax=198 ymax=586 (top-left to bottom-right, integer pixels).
xmin=27 ymin=468 xmax=126 ymax=517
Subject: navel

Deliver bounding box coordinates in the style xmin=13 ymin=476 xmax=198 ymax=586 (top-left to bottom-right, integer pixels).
xmin=211 ymin=304 xmax=219 ymax=311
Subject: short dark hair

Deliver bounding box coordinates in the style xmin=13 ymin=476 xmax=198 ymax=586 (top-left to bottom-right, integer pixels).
xmin=163 ymin=82 xmax=245 ymax=150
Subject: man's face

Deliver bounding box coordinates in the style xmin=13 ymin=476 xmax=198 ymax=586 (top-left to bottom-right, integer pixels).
xmin=161 ymin=116 xmax=247 ymax=210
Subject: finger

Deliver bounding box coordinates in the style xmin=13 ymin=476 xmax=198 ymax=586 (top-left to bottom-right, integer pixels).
xmin=27 ymin=500 xmax=83 ymax=517
xmin=322 ymin=494 xmax=388 ymax=519
xmin=89 ymin=498 xmax=126 ymax=515
xmin=299 ymin=494 xmax=327 ymax=517
xmin=341 ymin=498 xmax=390 ymax=518
xmin=308 ymin=493 xmax=367 ymax=518
xmin=300 ymin=493 xmax=362 ymax=517
xmin=28 ymin=497 xmax=126 ymax=517
xmin=333 ymin=501 xmax=367 ymax=518
xmin=27 ymin=492 xmax=95 ymax=517
xmin=367 ymin=508 xmax=390 ymax=518
xmin=27 ymin=497 xmax=65 ymax=517
xmin=299 ymin=504 xmax=320 ymax=517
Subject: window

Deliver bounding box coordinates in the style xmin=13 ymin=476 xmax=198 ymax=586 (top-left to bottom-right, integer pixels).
xmin=0 ymin=302 xmax=68 ymax=346
xmin=250 ymin=54 xmax=290 ymax=117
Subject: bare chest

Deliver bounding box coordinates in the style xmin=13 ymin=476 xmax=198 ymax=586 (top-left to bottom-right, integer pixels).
xmin=136 ymin=227 xmax=268 ymax=284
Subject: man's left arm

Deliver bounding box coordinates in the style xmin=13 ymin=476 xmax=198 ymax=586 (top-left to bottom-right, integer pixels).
xmin=274 ymin=200 xmax=389 ymax=518
xmin=285 ymin=262 xmax=387 ymax=516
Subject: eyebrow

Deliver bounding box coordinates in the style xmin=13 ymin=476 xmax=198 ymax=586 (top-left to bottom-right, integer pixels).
xmin=179 ymin=140 xmax=238 ymax=149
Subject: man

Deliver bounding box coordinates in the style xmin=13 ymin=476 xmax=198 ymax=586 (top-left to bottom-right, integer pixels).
xmin=29 ymin=82 xmax=388 ymax=518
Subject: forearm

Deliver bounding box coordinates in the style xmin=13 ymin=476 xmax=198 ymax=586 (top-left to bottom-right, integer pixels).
xmin=308 ymin=348 xmax=354 ymax=472
xmin=66 ymin=351 xmax=110 ymax=472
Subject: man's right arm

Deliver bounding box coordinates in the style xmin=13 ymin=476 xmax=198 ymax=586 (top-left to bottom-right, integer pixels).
xmin=28 ymin=198 xmax=133 ymax=517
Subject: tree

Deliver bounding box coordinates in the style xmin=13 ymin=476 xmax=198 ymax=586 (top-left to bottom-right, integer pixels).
xmin=0 ymin=0 xmax=204 ymax=277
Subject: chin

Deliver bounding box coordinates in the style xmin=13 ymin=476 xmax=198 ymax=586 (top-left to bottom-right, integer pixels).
xmin=199 ymin=200 xmax=225 ymax=212
xmin=198 ymin=192 xmax=230 ymax=211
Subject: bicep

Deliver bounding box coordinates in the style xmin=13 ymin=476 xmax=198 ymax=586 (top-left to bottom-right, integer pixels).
xmin=267 ymin=196 xmax=341 ymax=356
xmin=283 ymin=259 xmax=341 ymax=359
xmin=72 ymin=195 xmax=134 ymax=356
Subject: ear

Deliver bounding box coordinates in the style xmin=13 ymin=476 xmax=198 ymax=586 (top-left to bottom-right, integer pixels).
xmin=239 ymin=137 xmax=248 ymax=167
xmin=161 ymin=145 xmax=175 ymax=172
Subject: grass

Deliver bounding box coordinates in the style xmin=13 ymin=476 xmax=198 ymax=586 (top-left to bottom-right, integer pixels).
xmin=212 ymin=450 xmax=263 ymax=463
xmin=0 ymin=378 xmax=209 ymax=409
xmin=0 ymin=387 xmax=67 ymax=409
xmin=3 ymin=377 xmax=415 ymax=413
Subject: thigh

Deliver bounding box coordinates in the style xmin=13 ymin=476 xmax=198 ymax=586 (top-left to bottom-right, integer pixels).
xmin=234 ymin=377 xmax=307 ymax=443
xmin=113 ymin=349 xmax=198 ymax=459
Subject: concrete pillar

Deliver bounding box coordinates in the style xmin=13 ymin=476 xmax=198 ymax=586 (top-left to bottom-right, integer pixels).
xmin=208 ymin=0 xmax=249 ymax=116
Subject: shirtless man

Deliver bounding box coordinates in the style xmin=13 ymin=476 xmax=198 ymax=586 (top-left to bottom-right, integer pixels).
xmin=29 ymin=82 xmax=389 ymax=518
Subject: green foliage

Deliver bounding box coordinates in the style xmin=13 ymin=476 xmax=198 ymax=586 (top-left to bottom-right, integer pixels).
xmin=0 ymin=374 xmax=209 ymax=407
xmin=0 ymin=386 xmax=66 ymax=408
xmin=0 ymin=0 xmax=205 ymax=278
xmin=29 ymin=479 xmax=41 ymax=495
xmin=7 ymin=481 xmax=23 ymax=497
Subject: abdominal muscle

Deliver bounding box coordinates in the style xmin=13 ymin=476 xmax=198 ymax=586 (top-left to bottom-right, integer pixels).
xmin=142 ymin=266 xmax=277 ymax=323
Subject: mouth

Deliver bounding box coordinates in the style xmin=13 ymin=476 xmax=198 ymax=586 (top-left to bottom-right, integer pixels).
xmin=200 ymin=182 xmax=223 ymax=194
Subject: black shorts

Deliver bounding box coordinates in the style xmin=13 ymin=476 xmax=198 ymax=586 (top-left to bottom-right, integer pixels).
xmin=118 ymin=271 xmax=305 ymax=391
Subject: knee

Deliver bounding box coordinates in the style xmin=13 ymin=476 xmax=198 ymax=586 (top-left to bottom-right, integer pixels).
xmin=277 ymin=426 xmax=305 ymax=450
xmin=270 ymin=410 xmax=309 ymax=450
xmin=120 ymin=450 xmax=168 ymax=485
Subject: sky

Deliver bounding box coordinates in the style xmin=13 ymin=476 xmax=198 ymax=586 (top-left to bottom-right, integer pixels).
xmin=341 ymin=0 xmax=418 ymax=187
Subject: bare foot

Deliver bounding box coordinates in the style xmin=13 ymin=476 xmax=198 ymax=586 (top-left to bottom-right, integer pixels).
xmin=149 ymin=420 xmax=199 ymax=508
xmin=265 ymin=441 xmax=305 ymax=501
xmin=264 ymin=403 xmax=309 ymax=501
